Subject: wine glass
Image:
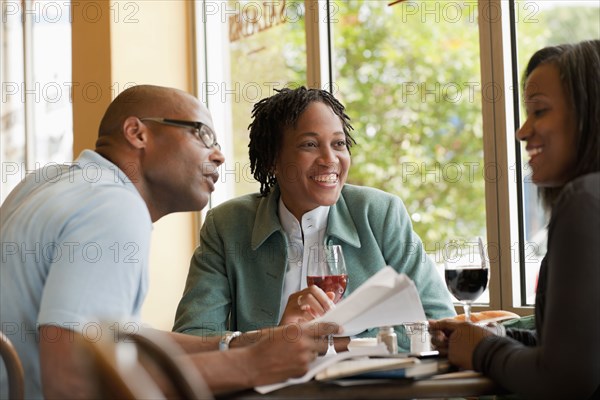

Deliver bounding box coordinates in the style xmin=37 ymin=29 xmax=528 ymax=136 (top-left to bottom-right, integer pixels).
xmin=306 ymin=244 xmax=348 ymax=356
xmin=444 ymin=237 xmax=489 ymax=322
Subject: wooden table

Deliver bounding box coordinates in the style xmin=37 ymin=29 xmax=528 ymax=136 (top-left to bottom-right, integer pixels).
xmin=218 ymin=372 xmax=503 ymax=400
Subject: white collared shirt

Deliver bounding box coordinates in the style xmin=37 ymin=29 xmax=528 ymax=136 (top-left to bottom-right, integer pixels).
xmin=277 ymin=198 xmax=330 ymax=322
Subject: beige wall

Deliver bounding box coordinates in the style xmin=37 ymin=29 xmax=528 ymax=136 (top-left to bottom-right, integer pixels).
xmin=72 ymin=0 xmax=197 ymax=330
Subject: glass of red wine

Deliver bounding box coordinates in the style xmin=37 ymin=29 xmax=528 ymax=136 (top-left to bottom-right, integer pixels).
xmin=444 ymin=237 xmax=489 ymax=322
xmin=307 ymin=244 xmax=348 ymax=356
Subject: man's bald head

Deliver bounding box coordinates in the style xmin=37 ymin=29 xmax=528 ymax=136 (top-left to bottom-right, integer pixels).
xmin=98 ymin=85 xmax=198 ymax=137
xmin=93 ymin=84 xmax=223 ymax=221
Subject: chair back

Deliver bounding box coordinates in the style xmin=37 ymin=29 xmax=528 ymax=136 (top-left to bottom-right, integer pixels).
xmin=129 ymin=328 xmax=213 ymax=399
xmin=77 ymin=326 xmax=213 ymax=399
xmin=0 ymin=331 xmax=25 ymax=400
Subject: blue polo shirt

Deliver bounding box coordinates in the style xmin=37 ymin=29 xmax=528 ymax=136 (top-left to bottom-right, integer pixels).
xmin=0 ymin=150 xmax=152 ymax=399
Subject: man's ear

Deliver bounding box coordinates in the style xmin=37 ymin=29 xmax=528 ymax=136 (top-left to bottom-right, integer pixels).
xmin=122 ymin=116 xmax=148 ymax=149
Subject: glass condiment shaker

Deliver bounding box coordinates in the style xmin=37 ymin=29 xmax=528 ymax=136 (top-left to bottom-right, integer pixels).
xmin=376 ymin=326 xmax=398 ymax=354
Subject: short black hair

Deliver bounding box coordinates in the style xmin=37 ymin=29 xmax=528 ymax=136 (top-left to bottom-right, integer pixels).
xmin=248 ymin=87 xmax=355 ymax=196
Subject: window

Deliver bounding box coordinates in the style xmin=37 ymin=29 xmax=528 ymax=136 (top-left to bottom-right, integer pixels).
xmin=330 ymin=0 xmax=489 ymax=304
xmin=1 ymin=0 xmax=26 ymax=203
xmin=195 ymin=0 xmax=600 ymax=313
xmin=511 ymin=0 xmax=600 ymax=305
xmin=229 ymin=0 xmax=308 ymax=196
xmin=1 ymin=0 xmax=73 ymax=204
xmin=197 ymin=0 xmax=309 ymax=206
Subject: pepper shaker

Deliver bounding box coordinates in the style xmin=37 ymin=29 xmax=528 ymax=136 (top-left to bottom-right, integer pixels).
xmin=376 ymin=326 xmax=398 ymax=354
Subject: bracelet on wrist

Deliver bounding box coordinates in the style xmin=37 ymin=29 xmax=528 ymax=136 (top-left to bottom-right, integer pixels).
xmin=219 ymin=331 xmax=242 ymax=351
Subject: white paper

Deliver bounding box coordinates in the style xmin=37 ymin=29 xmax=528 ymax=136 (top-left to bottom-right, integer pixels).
xmin=254 ymin=267 xmax=428 ymax=394
xmin=313 ymin=266 xmax=427 ymax=335
xmin=255 ymin=345 xmax=389 ymax=394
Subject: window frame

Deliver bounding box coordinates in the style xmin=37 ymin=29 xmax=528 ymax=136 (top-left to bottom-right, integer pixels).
xmin=476 ymin=0 xmax=527 ymax=314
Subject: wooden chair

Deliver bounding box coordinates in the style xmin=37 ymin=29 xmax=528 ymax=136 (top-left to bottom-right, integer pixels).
xmin=78 ymin=326 xmax=213 ymax=399
xmin=0 ymin=331 xmax=25 ymax=400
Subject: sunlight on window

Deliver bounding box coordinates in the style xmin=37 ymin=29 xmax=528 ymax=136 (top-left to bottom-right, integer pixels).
xmin=1 ymin=0 xmax=73 ymax=204
xmin=227 ymin=0 xmax=307 ymax=196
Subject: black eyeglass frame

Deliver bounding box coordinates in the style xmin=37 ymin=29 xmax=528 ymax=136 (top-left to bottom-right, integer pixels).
xmin=139 ymin=117 xmax=221 ymax=150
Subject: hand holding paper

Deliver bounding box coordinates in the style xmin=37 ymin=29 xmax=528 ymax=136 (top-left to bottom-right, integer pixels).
xmin=312 ymin=266 xmax=427 ymax=335
xmin=255 ymin=268 xmax=428 ymax=394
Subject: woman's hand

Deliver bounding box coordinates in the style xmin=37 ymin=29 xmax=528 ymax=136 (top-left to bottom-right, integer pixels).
xmin=429 ymin=319 xmax=499 ymax=370
xmin=279 ymin=286 xmax=336 ymax=326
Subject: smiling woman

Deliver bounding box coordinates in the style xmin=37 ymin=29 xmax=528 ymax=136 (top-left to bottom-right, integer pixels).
xmin=430 ymin=39 xmax=600 ymax=399
xmin=173 ymin=87 xmax=456 ymax=351
xmin=517 ymin=63 xmax=578 ymax=189
xmin=248 ymin=87 xmax=356 ymax=198
xmin=271 ymin=101 xmax=351 ymax=221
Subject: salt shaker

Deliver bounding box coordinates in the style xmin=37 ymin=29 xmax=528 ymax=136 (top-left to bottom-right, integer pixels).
xmin=376 ymin=326 xmax=398 ymax=354
xmin=404 ymin=322 xmax=432 ymax=354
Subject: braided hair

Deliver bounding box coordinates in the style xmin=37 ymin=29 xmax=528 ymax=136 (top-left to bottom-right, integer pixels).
xmin=248 ymin=87 xmax=355 ymax=196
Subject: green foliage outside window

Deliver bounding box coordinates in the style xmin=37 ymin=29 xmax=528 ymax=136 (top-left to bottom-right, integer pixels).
xmin=333 ymin=1 xmax=484 ymax=248
xmin=227 ymin=0 xmax=599 ymax=254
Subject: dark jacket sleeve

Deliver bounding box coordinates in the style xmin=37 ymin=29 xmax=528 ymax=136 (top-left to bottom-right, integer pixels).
xmin=473 ymin=177 xmax=600 ymax=399
xmin=505 ymin=328 xmax=537 ymax=346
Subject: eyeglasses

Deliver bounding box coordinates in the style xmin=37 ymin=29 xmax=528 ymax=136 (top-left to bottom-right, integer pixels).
xmin=139 ymin=117 xmax=221 ymax=150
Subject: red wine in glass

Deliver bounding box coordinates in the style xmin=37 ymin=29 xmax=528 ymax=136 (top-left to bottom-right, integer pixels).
xmin=306 ymin=274 xmax=348 ymax=303
xmin=445 ymin=268 xmax=488 ymax=302
xmin=444 ymin=237 xmax=489 ymax=322
xmin=307 ymin=245 xmax=348 ymax=356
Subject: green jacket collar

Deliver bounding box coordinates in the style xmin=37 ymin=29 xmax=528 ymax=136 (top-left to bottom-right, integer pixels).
xmin=250 ymin=185 xmax=362 ymax=250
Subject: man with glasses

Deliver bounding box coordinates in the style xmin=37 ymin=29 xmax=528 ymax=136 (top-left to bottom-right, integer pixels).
xmin=0 ymin=85 xmax=336 ymax=399
xmin=138 ymin=117 xmax=222 ymax=151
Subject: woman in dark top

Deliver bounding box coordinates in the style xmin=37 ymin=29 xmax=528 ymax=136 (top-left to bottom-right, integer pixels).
xmin=430 ymin=40 xmax=600 ymax=399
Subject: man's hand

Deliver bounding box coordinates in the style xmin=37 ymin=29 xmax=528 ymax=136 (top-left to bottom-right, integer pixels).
xmin=190 ymin=322 xmax=340 ymax=394
xmin=240 ymin=322 xmax=340 ymax=387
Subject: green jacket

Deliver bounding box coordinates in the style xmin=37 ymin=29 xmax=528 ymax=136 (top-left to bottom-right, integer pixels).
xmin=174 ymin=184 xmax=455 ymax=345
